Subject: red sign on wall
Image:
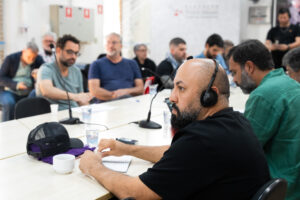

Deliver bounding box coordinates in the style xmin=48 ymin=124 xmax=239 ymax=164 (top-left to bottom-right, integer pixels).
xmin=98 ymin=5 xmax=103 ymax=15
xmin=84 ymin=9 xmax=90 ymax=19
xmin=65 ymin=7 xmax=72 ymax=18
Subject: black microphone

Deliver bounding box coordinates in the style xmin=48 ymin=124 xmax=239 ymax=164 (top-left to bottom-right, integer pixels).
xmin=141 ymin=67 xmax=173 ymax=89
xmin=138 ymin=68 xmax=176 ymax=129
xmin=138 ymin=90 xmax=162 ymax=129
xmin=50 ymin=44 xmax=82 ymax=125
xmin=49 ymin=43 xmax=55 ymax=52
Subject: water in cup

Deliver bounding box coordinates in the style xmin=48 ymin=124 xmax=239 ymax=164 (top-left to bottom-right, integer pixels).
xmin=149 ymin=84 xmax=158 ymax=98
xmin=86 ymin=128 xmax=99 ymax=147
xmin=81 ymin=107 xmax=92 ymax=122
xmin=163 ymin=110 xmax=171 ymax=135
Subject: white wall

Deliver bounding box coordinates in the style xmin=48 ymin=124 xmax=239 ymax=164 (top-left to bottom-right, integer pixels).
xmin=3 ymin=0 xmax=274 ymax=64
xmin=3 ymin=0 xmax=120 ymax=64
xmin=121 ymin=0 xmax=242 ymax=64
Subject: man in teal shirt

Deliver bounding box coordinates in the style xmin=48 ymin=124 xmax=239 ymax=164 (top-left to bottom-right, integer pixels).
xmin=228 ymin=39 xmax=300 ymax=200
xmin=36 ymin=34 xmax=92 ymax=110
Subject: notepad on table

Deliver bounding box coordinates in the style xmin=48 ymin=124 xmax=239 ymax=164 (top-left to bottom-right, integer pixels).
xmin=102 ymin=155 xmax=132 ymax=173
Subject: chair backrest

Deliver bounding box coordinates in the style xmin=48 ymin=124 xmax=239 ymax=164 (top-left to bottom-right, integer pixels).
xmin=15 ymin=97 xmax=51 ymax=119
xmin=251 ymin=178 xmax=288 ymax=200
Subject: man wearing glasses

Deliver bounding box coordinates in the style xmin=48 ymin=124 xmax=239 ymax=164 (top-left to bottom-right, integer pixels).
xmin=36 ymin=34 xmax=92 ymax=110
xmin=88 ymin=33 xmax=143 ymax=102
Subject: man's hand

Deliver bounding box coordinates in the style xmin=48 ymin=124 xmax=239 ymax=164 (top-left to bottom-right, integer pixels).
xmin=270 ymin=44 xmax=279 ymax=51
xmin=79 ymin=150 xmax=102 ymax=176
xmin=17 ymin=82 xmax=28 ymax=90
xmin=98 ymin=139 xmax=129 ymax=157
xmin=112 ymin=89 xmax=129 ymax=99
xmin=72 ymin=93 xmax=93 ymax=105
xmin=31 ymin=69 xmax=39 ymax=81
xmin=278 ymin=44 xmax=289 ymax=51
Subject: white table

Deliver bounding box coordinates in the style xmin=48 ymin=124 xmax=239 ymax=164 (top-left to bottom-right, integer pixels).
xmin=0 ymin=119 xmax=171 ymax=200
xmin=0 ymin=87 xmax=248 ymax=200
xmin=17 ymin=90 xmax=171 ymax=131
xmin=0 ymin=120 xmax=31 ymax=160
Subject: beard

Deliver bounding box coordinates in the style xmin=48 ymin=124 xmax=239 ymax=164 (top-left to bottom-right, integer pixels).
xmin=237 ymin=69 xmax=257 ymax=94
xmin=106 ymin=49 xmax=119 ymax=57
xmin=171 ymin=103 xmax=200 ymax=130
xmin=59 ymin=57 xmax=75 ymax=67
xmin=206 ymin=51 xmax=216 ymax=59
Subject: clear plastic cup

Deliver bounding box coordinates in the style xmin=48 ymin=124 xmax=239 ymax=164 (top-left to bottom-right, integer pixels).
xmin=85 ymin=126 xmax=99 ymax=147
xmin=81 ymin=107 xmax=92 ymax=123
xmin=50 ymin=104 xmax=58 ymax=115
xmin=163 ymin=110 xmax=171 ymax=135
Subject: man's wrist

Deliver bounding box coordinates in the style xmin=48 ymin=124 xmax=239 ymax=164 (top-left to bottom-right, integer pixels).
xmin=287 ymin=44 xmax=290 ymax=50
xmin=89 ymin=163 xmax=103 ymax=177
xmin=69 ymin=93 xmax=76 ymax=101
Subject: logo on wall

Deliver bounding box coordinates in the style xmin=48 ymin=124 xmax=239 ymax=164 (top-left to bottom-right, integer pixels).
xmin=65 ymin=7 xmax=72 ymax=18
xmin=84 ymin=9 xmax=90 ymax=19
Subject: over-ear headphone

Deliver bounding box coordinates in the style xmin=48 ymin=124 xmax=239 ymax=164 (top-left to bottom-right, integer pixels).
xmin=200 ymin=59 xmax=219 ymax=107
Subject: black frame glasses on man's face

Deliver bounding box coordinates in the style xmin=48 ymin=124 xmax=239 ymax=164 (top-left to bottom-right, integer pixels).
xmin=64 ymin=49 xmax=81 ymax=57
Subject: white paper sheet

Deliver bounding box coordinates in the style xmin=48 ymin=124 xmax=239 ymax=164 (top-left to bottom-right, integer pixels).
xmin=102 ymin=155 xmax=132 ymax=173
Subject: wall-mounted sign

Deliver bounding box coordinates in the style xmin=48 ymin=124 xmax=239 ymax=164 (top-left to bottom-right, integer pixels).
xmin=249 ymin=6 xmax=270 ymax=24
xmin=84 ymin=9 xmax=90 ymax=19
xmin=65 ymin=7 xmax=72 ymax=18
xmin=98 ymin=5 xmax=103 ymax=15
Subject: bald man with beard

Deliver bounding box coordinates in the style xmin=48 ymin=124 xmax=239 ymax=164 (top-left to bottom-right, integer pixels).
xmin=79 ymin=59 xmax=270 ymax=200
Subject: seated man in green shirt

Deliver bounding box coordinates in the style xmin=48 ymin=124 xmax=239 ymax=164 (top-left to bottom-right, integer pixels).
xmin=228 ymin=39 xmax=300 ymax=200
xmin=36 ymin=34 xmax=92 ymax=110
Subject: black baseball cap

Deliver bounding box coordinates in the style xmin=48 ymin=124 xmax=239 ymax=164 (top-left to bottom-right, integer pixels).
xmin=26 ymin=122 xmax=83 ymax=159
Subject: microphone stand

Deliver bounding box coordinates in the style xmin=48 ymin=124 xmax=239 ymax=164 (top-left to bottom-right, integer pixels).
xmin=139 ymin=91 xmax=162 ymax=129
xmin=138 ymin=68 xmax=174 ymax=129
xmin=50 ymin=44 xmax=82 ymax=125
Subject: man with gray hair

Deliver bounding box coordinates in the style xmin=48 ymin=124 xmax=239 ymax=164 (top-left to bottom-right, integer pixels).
xmin=0 ymin=41 xmax=44 ymax=121
xmin=133 ymin=43 xmax=156 ymax=80
xmin=40 ymin=31 xmax=57 ymax=63
xmin=282 ymin=46 xmax=300 ymax=83
xmin=88 ymin=33 xmax=143 ymax=102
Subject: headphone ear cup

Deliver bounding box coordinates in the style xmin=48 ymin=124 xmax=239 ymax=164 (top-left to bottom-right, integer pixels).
xmin=200 ymin=89 xmax=218 ymax=107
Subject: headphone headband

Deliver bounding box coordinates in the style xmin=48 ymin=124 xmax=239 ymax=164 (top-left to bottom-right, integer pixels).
xmin=205 ymin=59 xmax=218 ymax=93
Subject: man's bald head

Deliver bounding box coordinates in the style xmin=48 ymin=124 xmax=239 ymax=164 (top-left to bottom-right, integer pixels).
xmin=177 ymin=59 xmax=230 ymax=101
xmin=170 ymin=58 xmax=230 ymax=129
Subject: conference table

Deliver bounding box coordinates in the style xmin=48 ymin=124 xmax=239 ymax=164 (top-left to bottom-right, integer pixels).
xmin=0 ymin=87 xmax=248 ymax=200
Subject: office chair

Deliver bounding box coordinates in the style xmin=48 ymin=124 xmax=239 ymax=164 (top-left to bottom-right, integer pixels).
xmin=251 ymin=178 xmax=287 ymax=200
xmin=14 ymin=97 xmax=51 ymax=119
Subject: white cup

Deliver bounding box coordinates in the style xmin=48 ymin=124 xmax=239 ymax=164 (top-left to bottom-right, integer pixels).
xmin=50 ymin=104 xmax=59 ymax=115
xmin=53 ymin=154 xmax=75 ymax=174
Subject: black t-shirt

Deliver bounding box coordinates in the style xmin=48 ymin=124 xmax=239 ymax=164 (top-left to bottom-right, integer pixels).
xmin=139 ymin=108 xmax=270 ymax=200
xmin=266 ymin=24 xmax=300 ymax=68
xmin=156 ymin=59 xmax=176 ymax=78
xmin=133 ymin=57 xmax=156 ymax=79
xmin=155 ymin=59 xmax=177 ymax=90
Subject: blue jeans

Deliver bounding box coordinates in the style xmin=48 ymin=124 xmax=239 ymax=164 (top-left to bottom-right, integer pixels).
xmin=0 ymin=91 xmax=26 ymax=121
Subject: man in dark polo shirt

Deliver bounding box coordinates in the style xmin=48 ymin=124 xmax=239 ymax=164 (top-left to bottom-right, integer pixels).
xmin=79 ymin=59 xmax=270 ymax=200
xmin=265 ymin=8 xmax=300 ymax=68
